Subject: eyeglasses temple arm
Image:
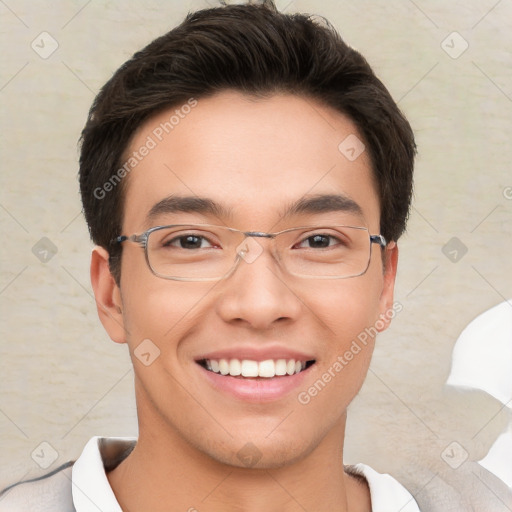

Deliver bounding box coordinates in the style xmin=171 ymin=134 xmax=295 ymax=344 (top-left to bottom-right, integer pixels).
xmin=370 ymin=234 xmax=387 ymax=248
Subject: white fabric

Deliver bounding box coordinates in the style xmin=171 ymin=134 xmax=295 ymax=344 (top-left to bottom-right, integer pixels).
xmin=0 ymin=463 xmax=74 ymax=512
xmin=478 ymin=427 xmax=512 ymax=488
xmin=71 ymin=437 xmax=420 ymax=511
xmin=446 ymin=300 xmax=512 ymax=494
xmin=71 ymin=437 xmax=131 ymax=512
xmin=447 ymin=300 xmax=512 ymax=408
xmin=353 ymin=463 xmax=420 ymax=512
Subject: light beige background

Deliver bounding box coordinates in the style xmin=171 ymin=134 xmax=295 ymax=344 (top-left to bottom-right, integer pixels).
xmin=1 ymin=1 xmax=511 ymax=510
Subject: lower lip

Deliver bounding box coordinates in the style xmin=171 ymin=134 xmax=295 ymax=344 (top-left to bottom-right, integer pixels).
xmin=197 ymin=364 xmax=312 ymax=403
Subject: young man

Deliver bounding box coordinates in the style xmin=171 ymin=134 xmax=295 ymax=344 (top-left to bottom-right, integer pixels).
xmin=1 ymin=1 xmax=418 ymax=510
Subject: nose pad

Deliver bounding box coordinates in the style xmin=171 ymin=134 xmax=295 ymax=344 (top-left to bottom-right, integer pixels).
xmin=235 ymin=237 xmax=264 ymax=264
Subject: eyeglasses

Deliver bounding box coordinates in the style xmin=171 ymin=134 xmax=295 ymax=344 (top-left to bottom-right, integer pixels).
xmin=115 ymin=224 xmax=387 ymax=281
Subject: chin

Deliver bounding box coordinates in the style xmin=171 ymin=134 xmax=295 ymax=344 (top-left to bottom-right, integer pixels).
xmin=195 ymin=427 xmax=319 ymax=470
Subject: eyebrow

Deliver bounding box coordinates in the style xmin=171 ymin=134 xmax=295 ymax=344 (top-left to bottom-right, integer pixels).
xmin=280 ymin=193 xmax=363 ymax=219
xmin=147 ymin=195 xmax=233 ymax=223
xmin=146 ymin=193 xmax=363 ymax=224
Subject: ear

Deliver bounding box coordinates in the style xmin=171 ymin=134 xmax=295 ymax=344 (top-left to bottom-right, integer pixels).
xmin=90 ymin=246 xmax=127 ymax=344
xmin=376 ymin=241 xmax=399 ymax=333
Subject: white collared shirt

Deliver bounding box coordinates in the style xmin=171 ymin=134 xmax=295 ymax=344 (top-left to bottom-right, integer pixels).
xmin=1 ymin=436 xmax=421 ymax=511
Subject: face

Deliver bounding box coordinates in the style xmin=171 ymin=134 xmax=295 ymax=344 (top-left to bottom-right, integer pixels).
xmin=92 ymin=91 xmax=397 ymax=469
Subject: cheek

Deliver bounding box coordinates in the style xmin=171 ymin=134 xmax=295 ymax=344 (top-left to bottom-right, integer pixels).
xmin=293 ymin=277 xmax=383 ymax=419
xmin=120 ymin=254 xmax=211 ymax=351
xmin=296 ymin=271 xmax=384 ymax=344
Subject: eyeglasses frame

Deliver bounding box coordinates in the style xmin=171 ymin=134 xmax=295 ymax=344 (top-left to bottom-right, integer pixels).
xmin=114 ymin=224 xmax=387 ymax=281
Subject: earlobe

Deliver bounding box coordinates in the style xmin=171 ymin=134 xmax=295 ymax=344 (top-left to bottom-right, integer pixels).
xmin=90 ymin=246 xmax=127 ymax=344
xmin=376 ymin=242 xmax=399 ymax=333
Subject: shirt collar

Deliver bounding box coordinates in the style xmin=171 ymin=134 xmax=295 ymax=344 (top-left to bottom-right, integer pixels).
xmin=72 ymin=436 xmax=136 ymax=512
xmin=353 ymin=463 xmax=421 ymax=512
xmin=71 ymin=437 xmax=420 ymax=512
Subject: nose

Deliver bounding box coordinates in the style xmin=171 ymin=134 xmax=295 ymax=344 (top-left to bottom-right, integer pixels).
xmin=215 ymin=237 xmax=302 ymax=330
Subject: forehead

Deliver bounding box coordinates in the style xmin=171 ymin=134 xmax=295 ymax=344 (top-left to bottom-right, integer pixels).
xmin=121 ymin=91 xmax=380 ymax=231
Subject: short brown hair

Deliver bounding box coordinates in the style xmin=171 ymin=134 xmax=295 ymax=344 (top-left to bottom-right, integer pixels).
xmin=79 ymin=1 xmax=416 ymax=284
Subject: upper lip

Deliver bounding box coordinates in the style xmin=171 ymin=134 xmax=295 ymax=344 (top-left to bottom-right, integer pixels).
xmin=195 ymin=346 xmax=316 ymax=363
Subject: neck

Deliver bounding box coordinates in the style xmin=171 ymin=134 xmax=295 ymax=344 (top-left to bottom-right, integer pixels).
xmin=107 ymin=398 xmax=370 ymax=512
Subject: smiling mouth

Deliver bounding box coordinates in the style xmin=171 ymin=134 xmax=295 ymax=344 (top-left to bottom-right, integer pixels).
xmin=197 ymin=358 xmax=316 ymax=378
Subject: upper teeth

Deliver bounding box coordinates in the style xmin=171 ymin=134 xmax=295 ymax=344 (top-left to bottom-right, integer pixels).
xmin=205 ymin=359 xmax=306 ymax=378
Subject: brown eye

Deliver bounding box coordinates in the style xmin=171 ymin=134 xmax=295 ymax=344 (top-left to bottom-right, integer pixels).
xmin=296 ymin=234 xmax=341 ymax=249
xmin=163 ymin=234 xmax=214 ymax=249
xmin=307 ymin=235 xmax=330 ymax=248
